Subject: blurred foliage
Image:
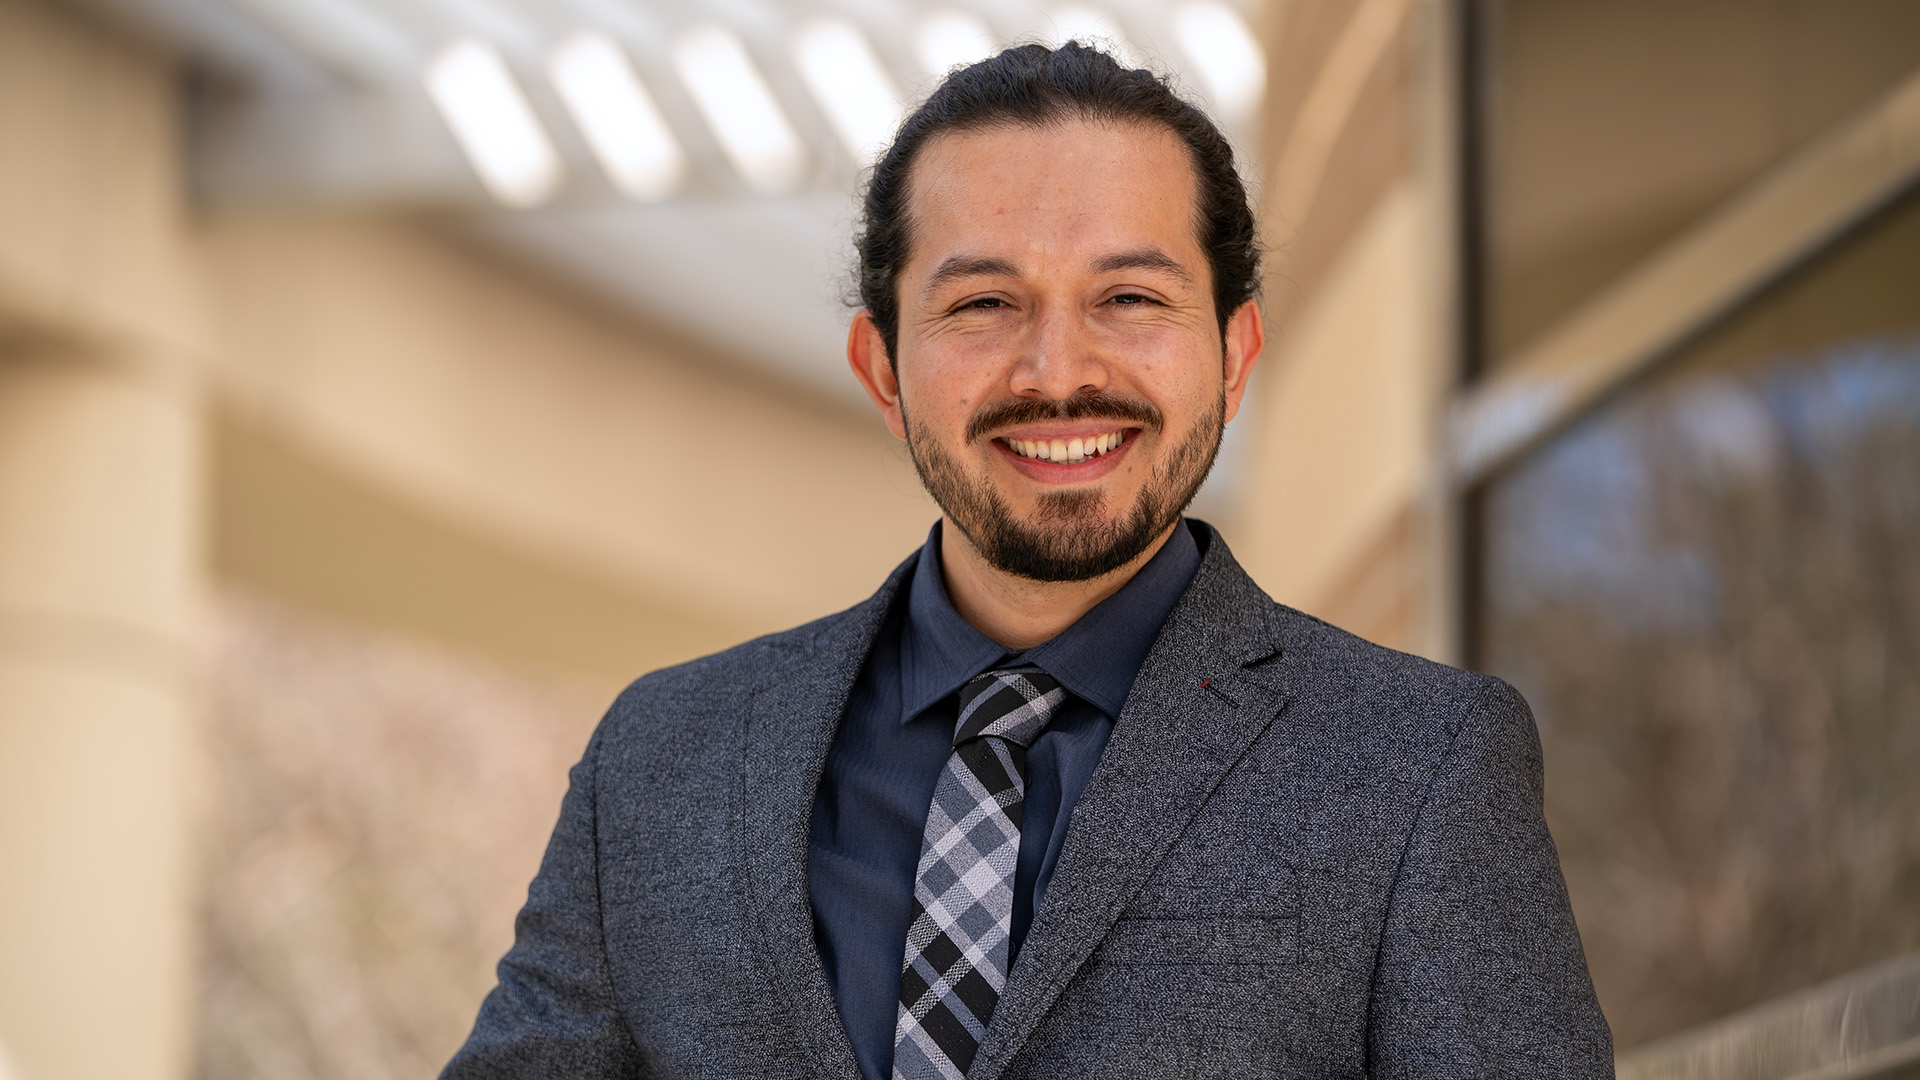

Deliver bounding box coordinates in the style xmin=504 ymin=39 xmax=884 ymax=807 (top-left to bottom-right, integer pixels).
xmin=197 ymin=593 xmax=601 ymax=1080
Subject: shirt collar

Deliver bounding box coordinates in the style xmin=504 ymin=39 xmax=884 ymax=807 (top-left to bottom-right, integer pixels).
xmin=896 ymin=518 xmax=1203 ymax=725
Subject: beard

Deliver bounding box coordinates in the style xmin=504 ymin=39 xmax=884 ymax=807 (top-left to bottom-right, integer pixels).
xmin=903 ymin=389 xmax=1225 ymax=582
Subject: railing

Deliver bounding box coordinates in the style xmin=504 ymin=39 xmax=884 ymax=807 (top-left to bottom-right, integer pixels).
xmin=1617 ymin=953 xmax=1920 ymax=1080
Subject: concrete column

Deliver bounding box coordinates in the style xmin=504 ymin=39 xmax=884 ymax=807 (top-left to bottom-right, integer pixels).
xmin=0 ymin=350 xmax=200 ymax=1080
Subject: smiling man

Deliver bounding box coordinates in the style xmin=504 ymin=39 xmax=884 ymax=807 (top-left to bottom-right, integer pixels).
xmin=445 ymin=44 xmax=1611 ymax=1080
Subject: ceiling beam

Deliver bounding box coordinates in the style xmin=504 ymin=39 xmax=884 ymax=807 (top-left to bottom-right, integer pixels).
xmin=1449 ymin=65 xmax=1920 ymax=488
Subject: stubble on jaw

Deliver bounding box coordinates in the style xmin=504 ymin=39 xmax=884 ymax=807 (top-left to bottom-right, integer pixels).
xmin=902 ymin=389 xmax=1227 ymax=583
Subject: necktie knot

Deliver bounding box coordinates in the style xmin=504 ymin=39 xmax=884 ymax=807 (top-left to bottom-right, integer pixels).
xmin=953 ymin=668 xmax=1065 ymax=750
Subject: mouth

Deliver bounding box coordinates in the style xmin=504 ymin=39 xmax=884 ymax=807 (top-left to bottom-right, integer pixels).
xmin=997 ymin=429 xmax=1132 ymax=466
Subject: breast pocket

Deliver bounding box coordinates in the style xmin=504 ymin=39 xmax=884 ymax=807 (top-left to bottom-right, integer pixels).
xmin=1045 ymin=914 xmax=1310 ymax=1078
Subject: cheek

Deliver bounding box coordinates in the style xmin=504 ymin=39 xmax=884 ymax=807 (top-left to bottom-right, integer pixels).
xmin=903 ymin=349 xmax=1003 ymax=427
xmin=1122 ymin=351 xmax=1224 ymax=422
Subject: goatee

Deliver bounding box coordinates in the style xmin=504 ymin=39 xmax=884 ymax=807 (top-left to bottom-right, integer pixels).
xmin=904 ymin=390 xmax=1225 ymax=582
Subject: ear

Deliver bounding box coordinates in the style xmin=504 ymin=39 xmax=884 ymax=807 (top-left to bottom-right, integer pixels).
xmin=1220 ymin=300 xmax=1265 ymax=424
xmin=848 ymin=310 xmax=908 ymax=440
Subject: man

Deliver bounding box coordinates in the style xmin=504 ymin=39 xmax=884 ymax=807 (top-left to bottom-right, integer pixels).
xmin=445 ymin=43 xmax=1611 ymax=1079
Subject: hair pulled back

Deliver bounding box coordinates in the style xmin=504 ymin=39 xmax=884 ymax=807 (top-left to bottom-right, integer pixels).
xmin=854 ymin=41 xmax=1262 ymax=361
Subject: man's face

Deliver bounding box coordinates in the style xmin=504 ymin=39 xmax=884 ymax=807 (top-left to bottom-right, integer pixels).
xmin=849 ymin=118 xmax=1261 ymax=582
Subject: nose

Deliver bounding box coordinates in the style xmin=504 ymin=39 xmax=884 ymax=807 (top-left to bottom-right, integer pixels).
xmin=1010 ymin=303 xmax=1110 ymax=401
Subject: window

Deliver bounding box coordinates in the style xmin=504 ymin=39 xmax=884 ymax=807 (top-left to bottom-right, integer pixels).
xmin=1476 ymin=188 xmax=1920 ymax=1047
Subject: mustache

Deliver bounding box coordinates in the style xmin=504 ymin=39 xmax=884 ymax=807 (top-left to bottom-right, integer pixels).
xmin=966 ymin=391 xmax=1164 ymax=443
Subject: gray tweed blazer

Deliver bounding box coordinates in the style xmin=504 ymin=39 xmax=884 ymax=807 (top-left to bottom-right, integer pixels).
xmin=444 ymin=525 xmax=1613 ymax=1079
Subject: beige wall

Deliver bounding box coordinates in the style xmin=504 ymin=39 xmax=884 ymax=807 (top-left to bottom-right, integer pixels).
xmin=201 ymin=214 xmax=936 ymax=646
xmin=1238 ymin=0 xmax=1458 ymax=660
xmin=200 ymin=212 xmax=937 ymax=690
xmin=1241 ymin=182 xmax=1435 ymax=605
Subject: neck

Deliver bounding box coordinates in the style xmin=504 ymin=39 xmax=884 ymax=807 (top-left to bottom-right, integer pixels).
xmin=938 ymin=518 xmax=1180 ymax=650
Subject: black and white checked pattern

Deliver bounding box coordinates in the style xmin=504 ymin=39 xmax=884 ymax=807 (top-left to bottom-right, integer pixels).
xmin=893 ymin=668 xmax=1066 ymax=1080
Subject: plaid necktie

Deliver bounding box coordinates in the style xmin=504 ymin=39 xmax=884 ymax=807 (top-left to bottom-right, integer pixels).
xmin=893 ymin=667 xmax=1067 ymax=1080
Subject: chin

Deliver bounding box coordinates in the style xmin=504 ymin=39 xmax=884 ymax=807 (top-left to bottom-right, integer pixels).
xmin=970 ymin=492 xmax=1172 ymax=583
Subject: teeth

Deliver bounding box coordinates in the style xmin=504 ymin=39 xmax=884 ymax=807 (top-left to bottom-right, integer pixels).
xmin=1005 ymin=431 xmax=1126 ymax=463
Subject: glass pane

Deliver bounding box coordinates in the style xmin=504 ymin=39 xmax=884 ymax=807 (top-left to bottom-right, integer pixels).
xmin=1477 ymin=189 xmax=1920 ymax=1049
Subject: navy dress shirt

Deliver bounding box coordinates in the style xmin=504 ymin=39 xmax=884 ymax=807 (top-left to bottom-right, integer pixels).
xmin=807 ymin=519 xmax=1203 ymax=1080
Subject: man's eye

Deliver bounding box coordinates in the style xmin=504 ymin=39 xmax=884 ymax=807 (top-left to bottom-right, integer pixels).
xmin=1111 ymin=293 xmax=1154 ymax=305
xmin=959 ymin=297 xmax=1005 ymax=311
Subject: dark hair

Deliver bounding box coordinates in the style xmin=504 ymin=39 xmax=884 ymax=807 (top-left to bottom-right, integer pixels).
xmin=855 ymin=41 xmax=1262 ymax=362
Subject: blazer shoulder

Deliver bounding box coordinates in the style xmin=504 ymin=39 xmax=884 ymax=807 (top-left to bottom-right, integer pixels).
xmin=1267 ymin=600 xmax=1525 ymax=746
xmin=595 ymin=546 xmax=915 ymax=737
xmin=602 ymin=605 xmax=855 ymax=720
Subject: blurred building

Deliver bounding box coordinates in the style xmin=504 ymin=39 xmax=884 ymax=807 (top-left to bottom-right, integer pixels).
xmin=0 ymin=0 xmax=1915 ymax=1078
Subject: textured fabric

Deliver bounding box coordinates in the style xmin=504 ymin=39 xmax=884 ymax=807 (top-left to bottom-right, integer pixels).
xmin=809 ymin=521 xmax=1200 ymax=1080
xmin=442 ymin=522 xmax=1615 ymax=1080
xmin=895 ymin=669 xmax=1067 ymax=1080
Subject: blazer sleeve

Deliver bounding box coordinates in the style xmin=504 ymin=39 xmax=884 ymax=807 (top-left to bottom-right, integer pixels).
xmin=442 ymin=720 xmax=647 ymax=1079
xmin=1365 ymin=675 xmax=1614 ymax=1079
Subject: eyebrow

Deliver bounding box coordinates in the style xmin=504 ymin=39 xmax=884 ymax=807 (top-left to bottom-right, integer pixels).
xmin=923 ymin=254 xmax=1021 ymax=296
xmin=1089 ymin=248 xmax=1195 ymax=284
xmin=922 ymin=248 xmax=1196 ymax=297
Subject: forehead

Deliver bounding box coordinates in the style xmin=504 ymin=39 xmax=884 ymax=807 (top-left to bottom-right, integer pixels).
xmin=903 ymin=119 xmax=1201 ymax=273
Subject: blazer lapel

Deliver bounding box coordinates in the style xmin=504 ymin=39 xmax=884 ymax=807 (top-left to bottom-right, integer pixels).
xmin=740 ymin=557 xmax=913 ymax=1080
xmin=970 ymin=537 xmax=1291 ymax=1080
